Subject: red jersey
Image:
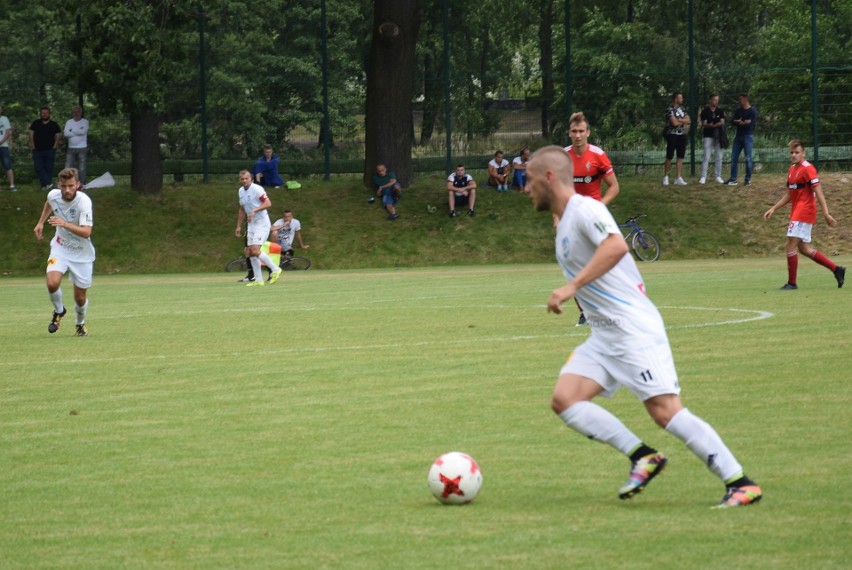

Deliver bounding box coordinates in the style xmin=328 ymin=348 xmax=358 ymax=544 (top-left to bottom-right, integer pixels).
xmin=787 ymin=160 xmax=820 ymax=224
xmin=563 ymin=144 xmax=614 ymax=201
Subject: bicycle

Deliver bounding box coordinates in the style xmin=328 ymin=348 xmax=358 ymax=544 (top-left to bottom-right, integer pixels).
xmin=225 ymin=251 xmax=311 ymax=273
xmin=619 ymin=214 xmax=661 ymax=262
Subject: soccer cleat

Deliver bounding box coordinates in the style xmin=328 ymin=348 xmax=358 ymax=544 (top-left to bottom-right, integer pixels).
xmin=449 ymin=210 xmax=457 ymax=218
xmin=367 ymin=196 xmax=375 ymax=204
xmin=619 ymin=452 xmax=668 ymax=499
xmin=662 ymin=176 xmax=669 ymax=186
xmin=576 ymin=312 xmax=588 ymax=327
xmin=268 ymin=269 xmax=283 ymax=285
xmin=387 ymin=213 xmax=400 ymax=221
xmin=48 ymin=308 xmax=67 ymax=333
xmin=834 ymin=265 xmax=845 ymax=288
xmin=674 ymin=177 xmax=687 ymax=186
xmin=75 ymin=324 xmax=88 ymax=337
xmin=9 ymin=185 xmax=17 ymax=192
xmin=779 ymin=282 xmax=798 ymax=290
xmin=468 ymin=209 xmax=475 ymax=217
xmin=726 ymin=180 xmax=738 ymax=186
xmin=238 ymin=276 xmax=254 ymax=282
xmin=246 ymin=280 xmax=265 ymax=287
xmin=713 ymin=485 xmax=762 ymax=509
xmin=715 ymin=176 xmax=725 ymax=184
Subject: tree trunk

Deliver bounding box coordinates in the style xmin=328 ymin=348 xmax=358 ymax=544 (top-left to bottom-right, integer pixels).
xmin=364 ymin=0 xmax=421 ymax=188
xmin=539 ymin=0 xmax=554 ymax=138
xmin=130 ymin=108 xmax=162 ymax=194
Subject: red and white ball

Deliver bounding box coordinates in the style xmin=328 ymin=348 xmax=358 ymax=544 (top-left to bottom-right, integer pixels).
xmin=427 ymin=451 xmax=483 ymax=505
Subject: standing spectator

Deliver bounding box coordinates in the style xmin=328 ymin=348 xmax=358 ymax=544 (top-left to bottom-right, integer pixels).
xmin=511 ymin=148 xmax=530 ymax=190
xmin=763 ymin=140 xmax=844 ymax=290
xmin=525 ymin=145 xmax=763 ymax=508
xmin=726 ymin=93 xmax=757 ymax=186
xmin=699 ymin=94 xmax=725 ymax=185
xmin=487 ymin=150 xmax=511 ymax=192
xmin=235 ymin=170 xmax=282 ymax=287
xmin=28 ymin=106 xmax=62 ymax=190
xmin=0 ymin=105 xmax=16 ymax=192
xmin=371 ymin=163 xmax=402 ymax=220
xmin=563 ymin=111 xmax=620 ymax=327
xmin=251 ymin=145 xmax=284 ymax=188
xmin=271 ymin=209 xmax=310 ymax=255
xmin=663 ymin=91 xmax=690 ymax=186
xmin=33 ymin=168 xmax=94 ymax=337
xmin=446 ymin=164 xmax=476 ymax=218
xmin=63 ymin=105 xmax=89 ymax=185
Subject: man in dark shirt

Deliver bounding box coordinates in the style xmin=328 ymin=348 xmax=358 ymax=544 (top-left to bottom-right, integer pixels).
xmin=28 ymin=107 xmax=62 ymax=190
xmin=726 ymin=93 xmax=757 ymax=187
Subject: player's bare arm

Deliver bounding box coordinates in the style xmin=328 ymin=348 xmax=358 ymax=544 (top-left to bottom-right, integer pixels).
xmin=764 ymin=190 xmax=792 ymax=221
xmin=47 ymin=216 xmax=92 ymax=239
xmin=813 ymin=184 xmax=837 ymax=226
xmin=34 ymin=202 xmax=54 ymax=240
xmin=235 ymin=209 xmax=246 ymax=237
xmin=547 ymin=233 xmax=629 ymax=314
xmin=600 ymin=172 xmax=620 ymax=206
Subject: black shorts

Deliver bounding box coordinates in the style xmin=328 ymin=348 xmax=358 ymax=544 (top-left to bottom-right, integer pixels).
xmin=666 ymin=133 xmax=687 ymax=160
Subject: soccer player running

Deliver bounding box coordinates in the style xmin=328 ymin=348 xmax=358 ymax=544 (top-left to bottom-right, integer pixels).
xmin=526 ymin=146 xmax=762 ymax=508
xmin=763 ymin=140 xmax=845 ymax=290
xmin=563 ymin=112 xmax=620 ymax=327
xmin=235 ymin=170 xmax=282 ymax=287
xmin=33 ymin=168 xmax=94 ymax=336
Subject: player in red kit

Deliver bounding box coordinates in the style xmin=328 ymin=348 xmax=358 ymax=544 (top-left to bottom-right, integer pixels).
xmin=562 ymin=112 xmax=620 ymax=325
xmin=763 ymin=140 xmax=845 ymax=290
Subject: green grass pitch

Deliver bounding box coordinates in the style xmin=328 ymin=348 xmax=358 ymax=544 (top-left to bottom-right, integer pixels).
xmin=0 ymin=258 xmax=848 ymax=568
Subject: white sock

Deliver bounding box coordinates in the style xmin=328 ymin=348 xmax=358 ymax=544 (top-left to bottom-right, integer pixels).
xmin=250 ymin=256 xmax=262 ymax=279
xmin=75 ymin=300 xmax=88 ymax=325
xmin=258 ymin=252 xmax=279 ymax=272
xmin=665 ymin=408 xmax=743 ymax=482
xmin=558 ymin=401 xmax=642 ymax=456
xmin=49 ymin=289 xmax=64 ymax=313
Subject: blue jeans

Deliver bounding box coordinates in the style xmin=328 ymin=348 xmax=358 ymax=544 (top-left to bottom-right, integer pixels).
xmin=729 ymin=134 xmax=753 ymax=183
xmin=65 ymin=147 xmax=88 ymax=184
xmin=32 ymin=149 xmax=56 ymax=187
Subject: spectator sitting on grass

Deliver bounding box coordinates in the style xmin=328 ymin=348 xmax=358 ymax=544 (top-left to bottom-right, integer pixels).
xmin=487 ymin=150 xmax=511 ymax=192
xmin=251 ymin=145 xmax=284 ymax=188
xmin=371 ymin=163 xmax=401 ymax=221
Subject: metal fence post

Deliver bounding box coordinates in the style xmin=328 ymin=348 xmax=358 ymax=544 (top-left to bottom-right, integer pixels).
xmin=443 ymin=0 xmax=452 ymax=174
xmin=198 ymin=9 xmax=209 ymax=183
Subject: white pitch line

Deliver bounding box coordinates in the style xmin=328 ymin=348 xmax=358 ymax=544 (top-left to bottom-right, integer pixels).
xmin=1 ymin=306 xmax=773 ymax=367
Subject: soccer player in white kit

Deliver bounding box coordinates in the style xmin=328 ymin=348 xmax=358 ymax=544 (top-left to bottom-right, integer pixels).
xmin=33 ymin=168 xmax=94 ymax=336
xmin=235 ymin=170 xmax=282 ymax=287
xmin=525 ymin=146 xmax=762 ymax=508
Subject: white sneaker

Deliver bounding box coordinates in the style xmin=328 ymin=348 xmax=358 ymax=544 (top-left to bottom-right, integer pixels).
xmin=674 ymin=177 xmax=688 ymax=186
xmin=699 ymin=177 xmax=706 ymax=184
xmin=715 ymin=176 xmax=725 ymax=184
xmin=662 ymin=176 xmax=670 ymax=186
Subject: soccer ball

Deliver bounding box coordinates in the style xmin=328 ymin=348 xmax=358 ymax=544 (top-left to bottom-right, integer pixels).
xmin=427 ymin=451 xmax=483 ymax=505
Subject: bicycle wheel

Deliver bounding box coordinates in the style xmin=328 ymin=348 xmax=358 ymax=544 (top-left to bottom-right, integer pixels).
xmin=632 ymin=231 xmax=661 ymax=262
xmin=225 ymin=257 xmax=248 ymax=272
xmin=281 ymin=257 xmax=311 ymax=270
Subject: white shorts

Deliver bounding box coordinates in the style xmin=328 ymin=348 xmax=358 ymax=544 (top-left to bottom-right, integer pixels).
xmin=46 ymin=253 xmax=94 ymax=289
xmin=559 ymin=340 xmax=681 ymax=402
xmin=787 ymin=221 xmax=812 ymax=243
xmin=246 ymin=220 xmax=271 ymax=246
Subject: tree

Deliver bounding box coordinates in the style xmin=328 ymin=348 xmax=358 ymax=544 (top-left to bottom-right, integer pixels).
xmin=364 ymin=0 xmax=422 ymax=187
xmin=73 ymin=1 xmax=196 ymax=194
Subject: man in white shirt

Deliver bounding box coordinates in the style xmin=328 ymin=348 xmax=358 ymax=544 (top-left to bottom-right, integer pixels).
xmin=525 ymin=145 xmax=762 ymax=508
xmin=33 ymin=168 xmax=95 ymax=336
xmin=236 ymin=170 xmax=282 ymax=287
xmin=0 ymin=105 xmax=16 ymax=191
xmin=64 ymin=106 xmax=89 ymax=185
xmin=271 ymin=210 xmax=309 ymax=256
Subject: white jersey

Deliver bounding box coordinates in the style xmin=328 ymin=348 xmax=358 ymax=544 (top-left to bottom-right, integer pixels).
xmin=272 ymin=217 xmax=301 ymax=249
xmin=46 ymin=189 xmax=95 ymax=263
xmin=238 ymin=183 xmax=271 ymax=227
xmin=64 ymin=118 xmax=89 ymax=148
xmin=0 ymin=115 xmax=11 ymax=147
xmin=488 ymin=158 xmax=509 ymax=173
xmin=556 ymin=195 xmax=666 ymax=354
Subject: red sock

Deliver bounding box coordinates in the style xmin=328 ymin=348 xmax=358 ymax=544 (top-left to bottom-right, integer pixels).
xmin=809 ymin=249 xmax=837 ymax=271
xmin=786 ymin=252 xmax=798 ymax=285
